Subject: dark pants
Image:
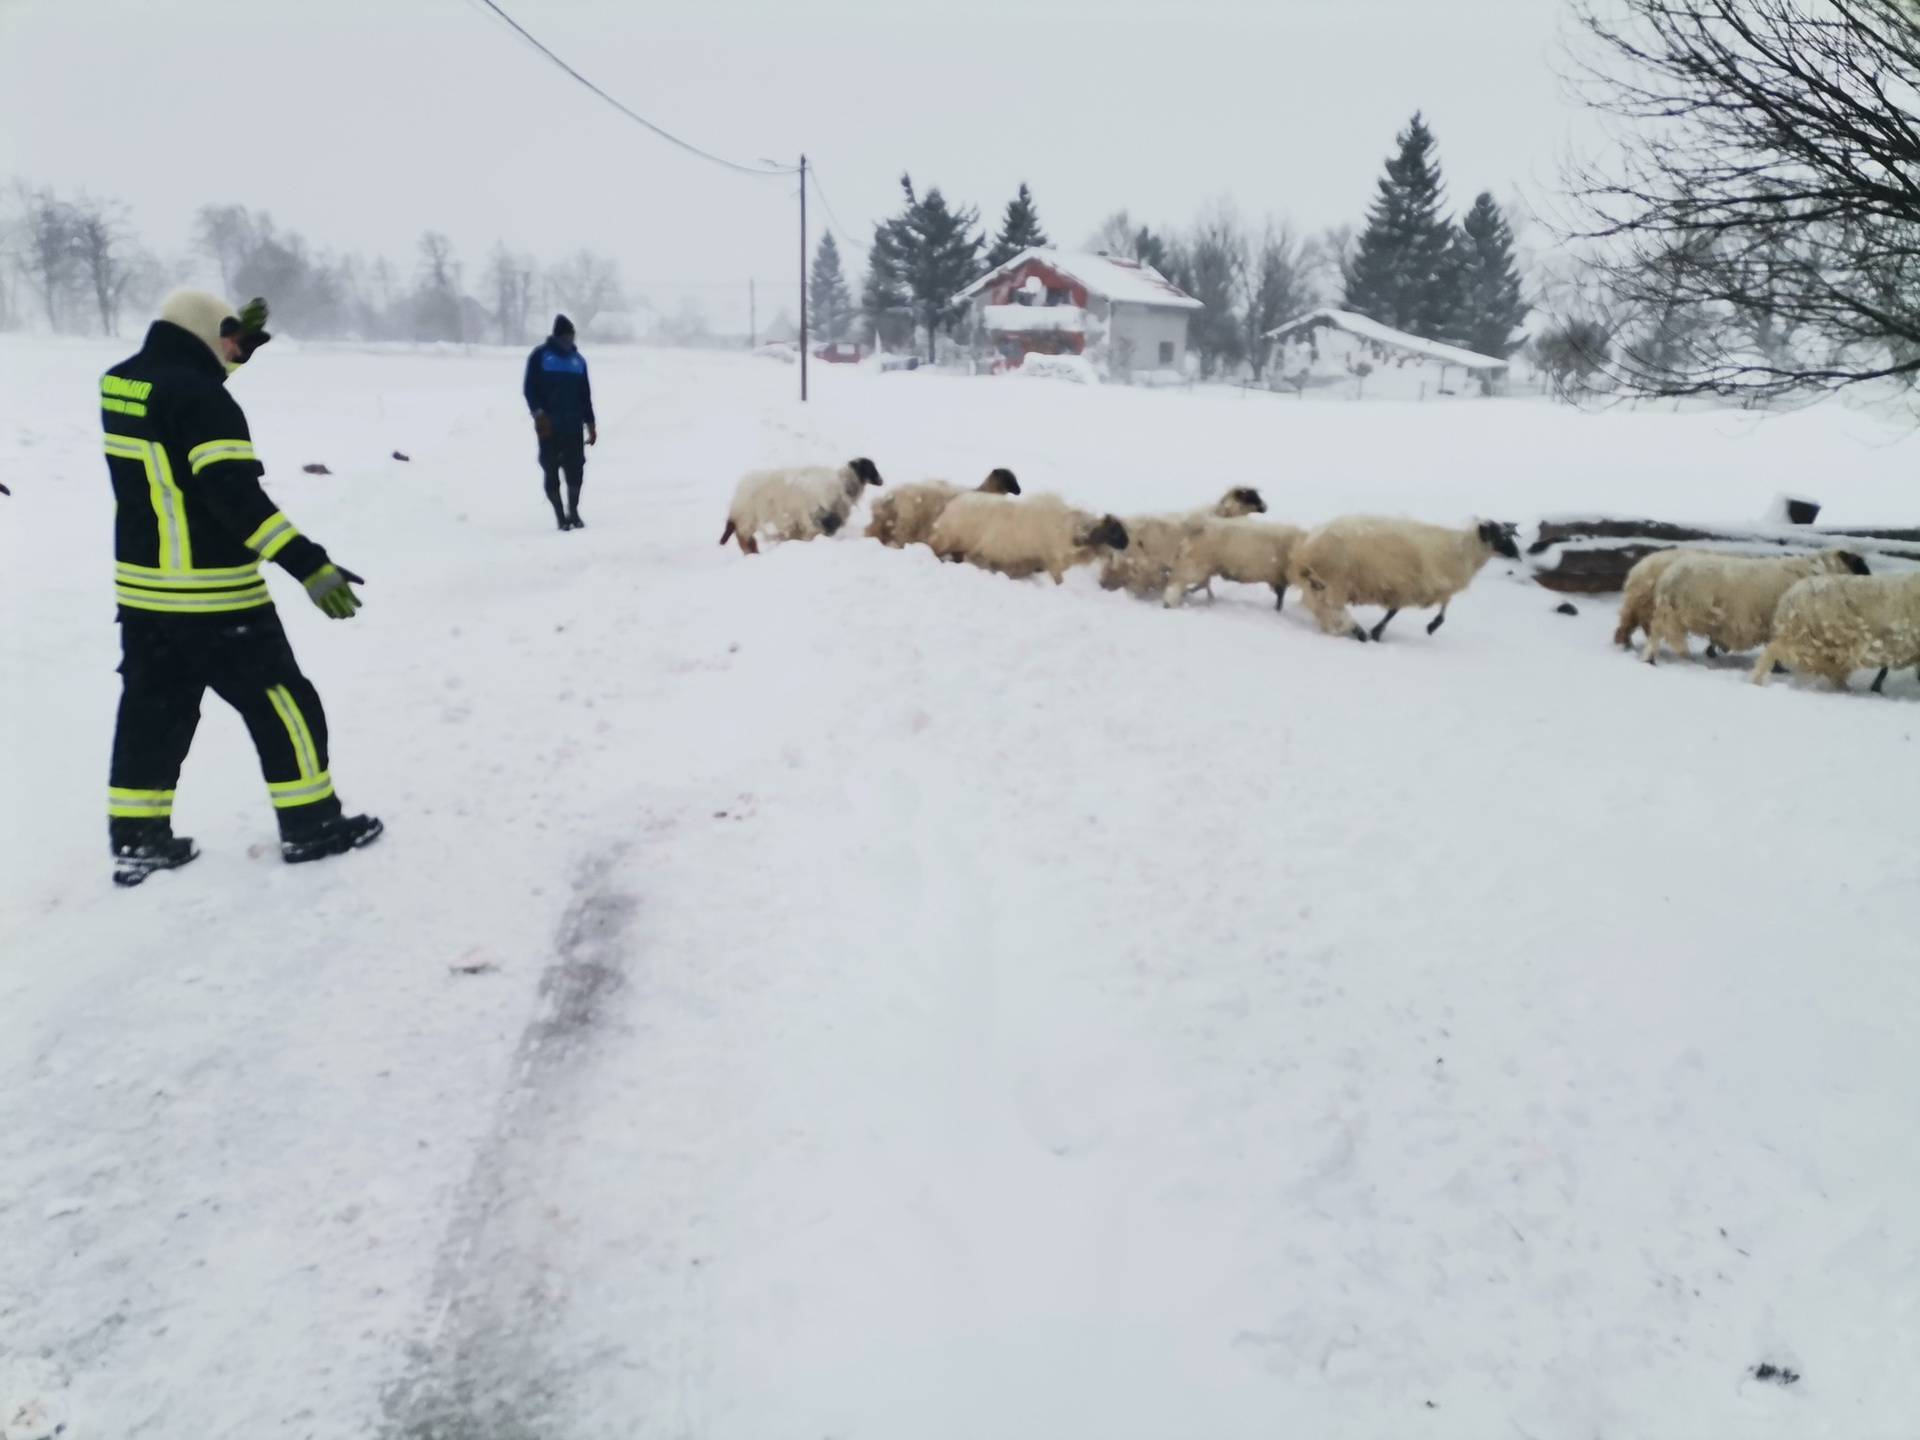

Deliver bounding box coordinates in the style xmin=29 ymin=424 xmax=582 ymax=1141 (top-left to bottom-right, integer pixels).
xmin=108 ymin=609 xmax=343 ymax=846
xmin=539 ymin=431 xmax=586 ymax=521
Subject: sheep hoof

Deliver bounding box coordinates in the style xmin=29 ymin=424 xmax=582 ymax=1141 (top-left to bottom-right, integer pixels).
xmin=1350 ymin=627 xmax=1368 ymax=643
xmin=1872 ymin=667 xmax=1889 ymax=693
xmin=1426 ymin=613 xmax=1446 ymax=636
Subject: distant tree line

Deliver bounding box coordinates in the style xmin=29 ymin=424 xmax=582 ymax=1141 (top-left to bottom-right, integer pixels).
xmin=833 ymin=122 xmax=1531 ymax=380
xmin=0 ymin=182 xmax=629 ymax=346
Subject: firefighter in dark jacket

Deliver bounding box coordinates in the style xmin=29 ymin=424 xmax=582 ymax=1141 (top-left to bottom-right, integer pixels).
xmin=101 ymin=289 xmax=382 ymax=886
xmin=523 ymin=313 xmax=597 ymax=530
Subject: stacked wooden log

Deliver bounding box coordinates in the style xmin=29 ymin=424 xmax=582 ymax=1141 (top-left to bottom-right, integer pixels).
xmin=1526 ymin=507 xmax=1920 ymax=593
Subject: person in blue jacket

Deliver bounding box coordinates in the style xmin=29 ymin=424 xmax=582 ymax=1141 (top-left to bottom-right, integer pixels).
xmin=523 ymin=314 xmax=597 ymax=531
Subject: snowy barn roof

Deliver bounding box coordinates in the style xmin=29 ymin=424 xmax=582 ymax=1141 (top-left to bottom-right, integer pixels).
xmin=956 ymin=249 xmax=1203 ymax=309
xmin=1265 ymin=308 xmax=1508 ymax=372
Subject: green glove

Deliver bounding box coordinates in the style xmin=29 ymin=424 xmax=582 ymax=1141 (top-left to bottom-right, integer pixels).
xmin=305 ymin=563 xmax=364 ymax=619
xmin=219 ymin=297 xmax=273 ymax=363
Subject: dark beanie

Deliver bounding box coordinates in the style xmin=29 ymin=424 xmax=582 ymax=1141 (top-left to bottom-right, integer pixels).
xmin=553 ymin=314 xmax=575 ymax=337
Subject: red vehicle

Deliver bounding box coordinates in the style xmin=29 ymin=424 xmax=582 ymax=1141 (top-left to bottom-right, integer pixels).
xmin=813 ymin=341 xmax=864 ymax=364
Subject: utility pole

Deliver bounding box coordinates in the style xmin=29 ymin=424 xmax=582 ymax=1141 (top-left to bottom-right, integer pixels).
xmin=800 ymin=153 xmax=809 ymax=403
xmin=749 ymin=277 xmax=756 ymax=350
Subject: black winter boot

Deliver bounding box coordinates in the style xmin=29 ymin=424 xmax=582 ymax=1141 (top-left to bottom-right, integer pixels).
xmin=112 ymin=833 xmax=200 ymax=888
xmin=281 ymin=813 xmax=385 ymax=865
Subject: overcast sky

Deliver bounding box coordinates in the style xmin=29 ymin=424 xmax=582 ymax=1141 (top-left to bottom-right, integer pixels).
xmin=0 ymin=0 xmax=1593 ymax=329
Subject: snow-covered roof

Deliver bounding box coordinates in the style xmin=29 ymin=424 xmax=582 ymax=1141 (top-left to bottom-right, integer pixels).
xmin=1265 ymin=308 xmax=1508 ymax=371
xmin=981 ymin=303 xmax=1087 ymax=335
xmin=956 ymin=249 xmax=1203 ymax=310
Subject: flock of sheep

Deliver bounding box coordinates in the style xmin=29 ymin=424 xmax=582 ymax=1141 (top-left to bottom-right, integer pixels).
xmin=719 ymin=458 xmax=1523 ymax=643
xmin=1614 ymin=544 xmax=1920 ymax=692
xmin=719 ymin=458 xmax=1920 ymax=692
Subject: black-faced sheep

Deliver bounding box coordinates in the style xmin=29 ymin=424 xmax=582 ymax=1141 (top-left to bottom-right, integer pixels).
xmin=1289 ymin=516 xmax=1521 ymax=642
xmin=1641 ymin=549 xmax=1869 ymax=665
xmin=927 ymin=493 xmax=1130 ymax=584
xmin=719 ymin=457 xmax=882 ymax=554
xmin=865 ymin=468 xmax=1021 ymax=548
xmin=1099 ymin=487 xmax=1268 ymax=599
xmin=1164 ymin=520 xmax=1307 ymax=610
xmin=1752 ymin=570 xmax=1920 ymax=690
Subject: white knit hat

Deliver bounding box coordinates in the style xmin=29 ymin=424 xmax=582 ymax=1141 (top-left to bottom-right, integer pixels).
xmin=159 ymin=289 xmax=239 ymax=360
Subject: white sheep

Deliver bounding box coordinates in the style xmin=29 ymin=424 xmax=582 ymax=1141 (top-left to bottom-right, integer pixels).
xmin=865 ymin=467 xmax=1021 ymax=549
xmin=1163 ymin=519 xmax=1307 ymax=610
xmin=1614 ymin=547 xmax=1706 ymax=649
xmin=1641 ymin=549 xmax=1868 ymax=664
xmin=1099 ymin=487 xmax=1269 ymax=599
xmin=719 ymin=457 xmax=883 ymax=554
xmin=1752 ymin=570 xmax=1920 ymax=690
xmin=927 ymin=492 xmax=1130 ymax=584
xmin=1288 ymin=516 xmax=1522 ymax=642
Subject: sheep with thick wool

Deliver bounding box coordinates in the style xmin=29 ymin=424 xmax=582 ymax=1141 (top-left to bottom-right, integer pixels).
xmin=1752 ymin=569 xmax=1920 ymax=690
xmin=719 ymin=457 xmax=882 ymax=554
xmin=1099 ymin=487 xmax=1269 ymax=599
xmin=865 ymin=467 xmax=1021 ymax=549
xmin=1640 ymin=549 xmax=1868 ymax=664
xmin=1288 ymin=516 xmax=1521 ymax=642
xmin=1613 ymin=547 xmax=1711 ymax=649
xmin=928 ymin=492 xmax=1130 ymax=584
xmin=1164 ymin=520 xmax=1307 ymax=610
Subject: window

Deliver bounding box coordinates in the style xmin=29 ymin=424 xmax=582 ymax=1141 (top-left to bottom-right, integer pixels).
xmin=1158 ymin=341 xmax=1175 ymax=365
xmin=1047 ymin=287 xmax=1072 ymax=307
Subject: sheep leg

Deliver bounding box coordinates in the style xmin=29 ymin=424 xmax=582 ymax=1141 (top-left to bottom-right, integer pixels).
xmin=1370 ymin=608 xmax=1400 ymax=642
xmin=1273 ymin=585 xmax=1286 ymax=613
xmin=736 ymin=530 xmax=759 ymax=556
xmin=1872 ymin=667 xmax=1889 ymax=693
xmin=1425 ymin=603 xmax=1448 ymax=636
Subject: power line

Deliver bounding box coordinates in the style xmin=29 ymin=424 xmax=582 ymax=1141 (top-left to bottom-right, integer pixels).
xmin=807 ymin=165 xmax=869 ymax=252
xmin=466 ymin=0 xmax=799 ymax=179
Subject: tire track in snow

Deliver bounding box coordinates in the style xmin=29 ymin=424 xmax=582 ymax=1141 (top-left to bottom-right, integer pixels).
xmin=377 ymin=846 xmax=642 ymax=1439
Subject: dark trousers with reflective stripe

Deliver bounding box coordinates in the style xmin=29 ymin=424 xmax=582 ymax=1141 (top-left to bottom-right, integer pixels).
xmin=109 ymin=609 xmax=343 ymax=846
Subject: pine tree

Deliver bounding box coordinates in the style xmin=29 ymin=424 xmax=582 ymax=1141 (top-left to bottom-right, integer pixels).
xmin=985 ymin=182 xmax=1050 ymax=270
xmin=860 ymin=233 xmax=909 ymax=349
xmin=809 ymin=232 xmax=854 ymax=342
xmin=872 ymin=173 xmax=984 ymax=362
xmin=1448 ymin=192 xmax=1529 ymax=357
xmin=1132 ymin=226 xmax=1172 ymax=274
xmin=1342 ymin=113 xmax=1459 ymax=341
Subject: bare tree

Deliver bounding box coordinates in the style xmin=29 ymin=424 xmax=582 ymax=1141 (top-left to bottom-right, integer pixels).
xmin=70 ymin=194 xmax=143 ymax=335
xmin=192 ymin=204 xmax=260 ymax=298
xmin=546 ymin=250 xmax=625 ymax=334
xmin=484 ymin=242 xmax=535 ymax=345
xmin=413 ymin=231 xmax=464 ymax=342
xmin=1238 ymin=222 xmax=1313 ymax=381
xmin=15 ymin=183 xmax=76 ymax=330
xmin=1182 ymin=201 xmax=1248 ymax=378
xmin=0 ymin=188 xmax=19 ymax=332
xmin=1566 ymin=0 xmax=1920 ymax=399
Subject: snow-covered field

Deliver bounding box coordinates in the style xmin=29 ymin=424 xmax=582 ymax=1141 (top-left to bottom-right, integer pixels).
xmin=4 ymin=338 xmax=1919 ymax=1439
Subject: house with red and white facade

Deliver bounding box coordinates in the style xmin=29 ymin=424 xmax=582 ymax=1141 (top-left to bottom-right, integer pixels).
xmin=954 ymin=249 xmax=1202 ymax=378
